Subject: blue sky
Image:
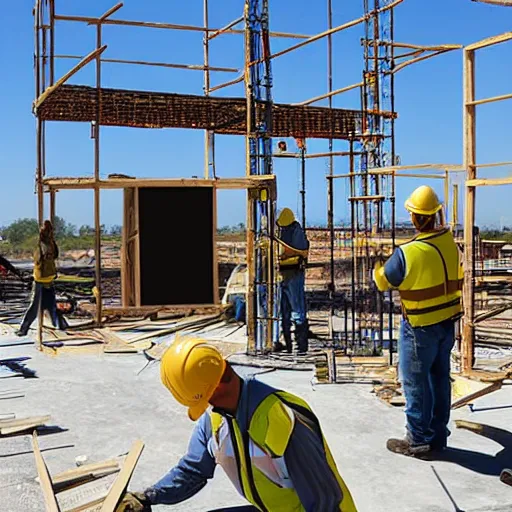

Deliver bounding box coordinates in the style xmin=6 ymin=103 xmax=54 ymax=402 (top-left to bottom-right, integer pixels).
xmin=1 ymin=0 xmax=511 ymax=230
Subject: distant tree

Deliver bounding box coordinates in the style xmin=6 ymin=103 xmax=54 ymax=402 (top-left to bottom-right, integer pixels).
xmin=4 ymin=218 xmax=39 ymax=245
xmin=79 ymin=225 xmax=95 ymax=237
xmin=53 ymin=216 xmax=76 ymax=238
xmin=110 ymin=225 xmax=122 ymax=236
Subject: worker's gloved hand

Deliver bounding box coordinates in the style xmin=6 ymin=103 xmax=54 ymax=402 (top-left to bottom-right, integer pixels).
xmin=115 ymin=491 xmax=152 ymax=512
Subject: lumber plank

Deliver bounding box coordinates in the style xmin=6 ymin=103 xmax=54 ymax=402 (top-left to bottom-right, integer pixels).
xmin=51 ymin=459 xmax=120 ymax=489
xmin=56 ymin=474 xmax=117 ymax=512
xmin=0 ymin=415 xmax=51 ymax=435
xmin=32 ymin=432 xmax=60 ymax=512
xmin=100 ymin=440 xmax=144 ymax=512
xmin=451 ymin=381 xmax=502 ymax=409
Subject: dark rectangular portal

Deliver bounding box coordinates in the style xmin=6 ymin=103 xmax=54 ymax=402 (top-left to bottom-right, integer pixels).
xmin=138 ymin=187 xmax=214 ymax=306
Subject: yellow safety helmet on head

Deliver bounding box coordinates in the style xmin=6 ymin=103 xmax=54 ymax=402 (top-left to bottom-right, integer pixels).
xmin=404 ymin=185 xmax=442 ymax=216
xmin=160 ymin=336 xmax=226 ymax=421
xmin=277 ymin=207 xmax=295 ymax=227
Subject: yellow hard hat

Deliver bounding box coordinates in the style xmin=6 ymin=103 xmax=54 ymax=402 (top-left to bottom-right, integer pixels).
xmin=277 ymin=208 xmax=295 ymax=227
xmin=404 ymin=185 xmax=442 ymax=216
xmin=160 ymin=336 xmax=226 ymax=421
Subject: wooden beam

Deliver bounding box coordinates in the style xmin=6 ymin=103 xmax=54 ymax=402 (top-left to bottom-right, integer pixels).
xmin=466 ymin=176 xmax=512 ymax=186
xmin=101 ymin=440 xmax=144 ymax=512
xmin=34 ymin=46 xmax=107 ymax=109
xmin=51 ymin=459 xmax=120 ymax=489
xmin=261 ymin=0 xmax=404 ymax=63
xmin=55 ymin=55 xmax=239 ymax=73
xmin=0 ymin=415 xmax=51 ymax=435
xmin=32 ymin=432 xmax=60 ymax=512
xmin=392 ymin=48 xmax=458 ymax=74
xmin=467 ymin=92 xmax=512 ymax=106
xmin=96 ymin=3 xmax=124 ymax=24
xmin=463 ymin=48 xmax=476 ymax=374
xmin=452 ymin=381 xmax=502 ymax=409
xmin=295 ymin=82 xmax=363 ymax=106
xmin=465 ymin=31 xmax=512 ymax=51
xmin=54 ymin=14 xmax=310 ymax=39
xmin=134 ymin=188 xmax=141 ymax=308
xmin=348 ymin=195 xmax=385 ymax=201
xmin=43 ymin=176 xmax=276 ymax=191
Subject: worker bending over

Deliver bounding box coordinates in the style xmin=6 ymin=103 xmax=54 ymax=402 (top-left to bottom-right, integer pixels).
xmin=274 ymin=208 xmax=310 ymax=355
xmin=118 ymin=337 xmax=358 ymax=511
xmin=373 ymin=186 xmax=463 ymax=457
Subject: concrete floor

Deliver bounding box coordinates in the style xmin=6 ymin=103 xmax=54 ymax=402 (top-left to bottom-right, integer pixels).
xmin=1 ymin=339 xmax=511 ymax=512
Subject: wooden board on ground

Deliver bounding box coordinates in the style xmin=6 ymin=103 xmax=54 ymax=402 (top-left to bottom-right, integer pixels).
xmin=50 ymin=458 xmax=121 ymax=492
xmin=0 ymin=415 xmax=51 ymax=435
xmin=101 ymin=440 xmax=144 ymax=512
xmin=32 ymin=431 xmax=60 ymax=512
xmin=56 ymin=474 xmax=117 ymax=512
xmin=99 ymin=329 xmax=138 ymax=354
xmin=451 ymin=375 xmax=503 ymax=410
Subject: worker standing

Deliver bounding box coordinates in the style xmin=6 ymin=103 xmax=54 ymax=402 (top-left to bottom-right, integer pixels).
xmin=117 ymin=336 xmax=358 ymax=511
xmin=373 ymin=186 xmax=463 ymax=456
xmin=274 ymin=208 xmax=310 ymax=355
xmin=16 ymin=220 xmax=66 ymax=336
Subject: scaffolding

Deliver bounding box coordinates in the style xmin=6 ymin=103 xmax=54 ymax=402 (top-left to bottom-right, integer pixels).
xmin=33 ymin=0 xmax=384 ymax=353
xmin=33 ymin=1 xmax=508 ymax=371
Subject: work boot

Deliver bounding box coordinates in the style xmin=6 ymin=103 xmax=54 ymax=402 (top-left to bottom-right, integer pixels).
xmin=273 ymin=342 xmax=286 ymax=353
xmin=283 ymin=332 xmax=293 ymax=354
xmin=295 ymin=323 xmax=309 ymax=355
xmin=386 ymin=437 xmax=431 ymax=457
xmin=16 ymin=330 xmax=28 ymax=337
xmin=500 ymin=469 xmax=512 ymax=487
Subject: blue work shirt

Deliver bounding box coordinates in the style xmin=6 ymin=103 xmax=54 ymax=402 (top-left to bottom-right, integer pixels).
xmin=382 ymin=247 xmax=406 ymax=288
xmin=279 ymin=221 xmax=309 ymax=252
xmin=147 ymin=378 xmax=342 ymax=511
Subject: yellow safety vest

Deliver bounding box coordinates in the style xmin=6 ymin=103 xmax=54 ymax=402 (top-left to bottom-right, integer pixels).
xmin=398 ymin=228 xmax=463 ymax=327
xmin=211 ymin=391 xmax=357 ymax=512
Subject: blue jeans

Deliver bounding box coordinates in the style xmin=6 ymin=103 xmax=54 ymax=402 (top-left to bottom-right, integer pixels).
xmin=19 ymin=282 xmax=64 ymax=334
xmin=398 ymin=318 xmax=455 ymax=447
xmin=280 ymin=270 xmax=307 ymax=350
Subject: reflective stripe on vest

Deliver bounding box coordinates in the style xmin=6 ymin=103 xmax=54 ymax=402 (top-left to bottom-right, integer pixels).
xmin=210 ymin=391 xmax=358 ymax=512
xmin=399 ymin=228 xmax=463 ymax=327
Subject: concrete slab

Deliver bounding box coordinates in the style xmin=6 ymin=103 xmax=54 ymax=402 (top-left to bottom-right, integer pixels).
xmin=0 ymin=340 xmax=511 ymax=512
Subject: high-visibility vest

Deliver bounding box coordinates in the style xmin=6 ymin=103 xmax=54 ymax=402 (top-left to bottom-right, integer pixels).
xmin=398 ymin=228 xmax=463 ymax=327
xmin=210 ymin=390 xmax=357 ymax=512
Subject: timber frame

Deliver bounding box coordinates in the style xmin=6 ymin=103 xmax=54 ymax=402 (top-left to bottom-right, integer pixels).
xmin=461 ymin=30 xmax=512 ymax=374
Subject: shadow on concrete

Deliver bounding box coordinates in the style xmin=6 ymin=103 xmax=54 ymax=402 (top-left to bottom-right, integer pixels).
xmin=427 ymin=423 xmax=512 ymax=477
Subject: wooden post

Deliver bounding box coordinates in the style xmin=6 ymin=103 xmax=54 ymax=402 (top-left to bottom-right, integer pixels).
xmin=462 ymin=48 xmax=476 ymax=374
xmin=134 ymin=187 xmax=141 ymax=307
xmin=49 ymin=189 xmax=56 ymax=226
xmin=444 ymin=169 xmax=449 ymax=225
xmin=93 ymin=23 xmax=104 ymax=326
xmin=452 ymin=183 xmax=459 ymax=226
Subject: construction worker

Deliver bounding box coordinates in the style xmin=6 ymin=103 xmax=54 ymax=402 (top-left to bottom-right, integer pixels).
xmin=17 ymin=220 xmax=67 ymax=336
xmin=117 ymin=337 xmax=358 ymax=511
xmin=274 ymin=208 xmax=310 ymax=355
xmin=373 ymin=186 xmax=463 ymax=457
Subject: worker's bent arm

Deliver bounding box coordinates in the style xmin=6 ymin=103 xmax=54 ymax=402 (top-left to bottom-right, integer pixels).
xmin=373 ymin=248 xmax=406 ymax=292
xmin=284 ymin=416 xmax=343 ymax=512
xmin=145 ymin=414 xmax=216 ymax=505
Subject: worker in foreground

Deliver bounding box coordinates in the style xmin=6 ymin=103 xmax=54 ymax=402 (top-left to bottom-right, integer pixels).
xmin=117 ymin=337 xmax=358 ymax=511
xmin=373 ymin=186 xmax=463 ymax=457
xmin=274 ymin=208 xmax=310 ymax=355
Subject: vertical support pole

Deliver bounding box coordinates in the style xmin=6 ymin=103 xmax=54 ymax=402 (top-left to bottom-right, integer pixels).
xmin=94 ymin=23 xmax=103 ymax=325
xmin=212 ymin=188 xmax=219 ymax=304
xmin=49 ymin=189 xmax=56 ymax=226
xmin=462 ymin=48 xmax=476 ymax=374
xmin=49 ymin=0 xmax=55 ymax=85
xmin=244 ymin=4 xmax=255 ymax=352
xmin=444 ymin=169 xmax=450 ymax=225
xmin=327 ymin=0 xmax=335 ymax=340
xmin=134 ymin=187 xmax=141 ymax=307
xmin=203 ymin=0 xmax=215 ymax=179
xmin=452 ymin=183 xmax=459 ymax=226
xmin=300 ymin=148 xmax=306 ymax=227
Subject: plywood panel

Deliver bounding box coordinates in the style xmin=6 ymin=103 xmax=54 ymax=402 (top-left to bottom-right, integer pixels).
xmin=138 ymin=187 xmax=215 ymax=306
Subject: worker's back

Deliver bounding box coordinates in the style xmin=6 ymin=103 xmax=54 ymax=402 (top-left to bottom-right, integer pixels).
xmin=398 ymin=228 xmax=463 ymax=327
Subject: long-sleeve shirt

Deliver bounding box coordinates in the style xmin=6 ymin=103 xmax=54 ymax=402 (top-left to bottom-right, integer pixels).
xmin=147 ymin=379 xmax=342 ymax=511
